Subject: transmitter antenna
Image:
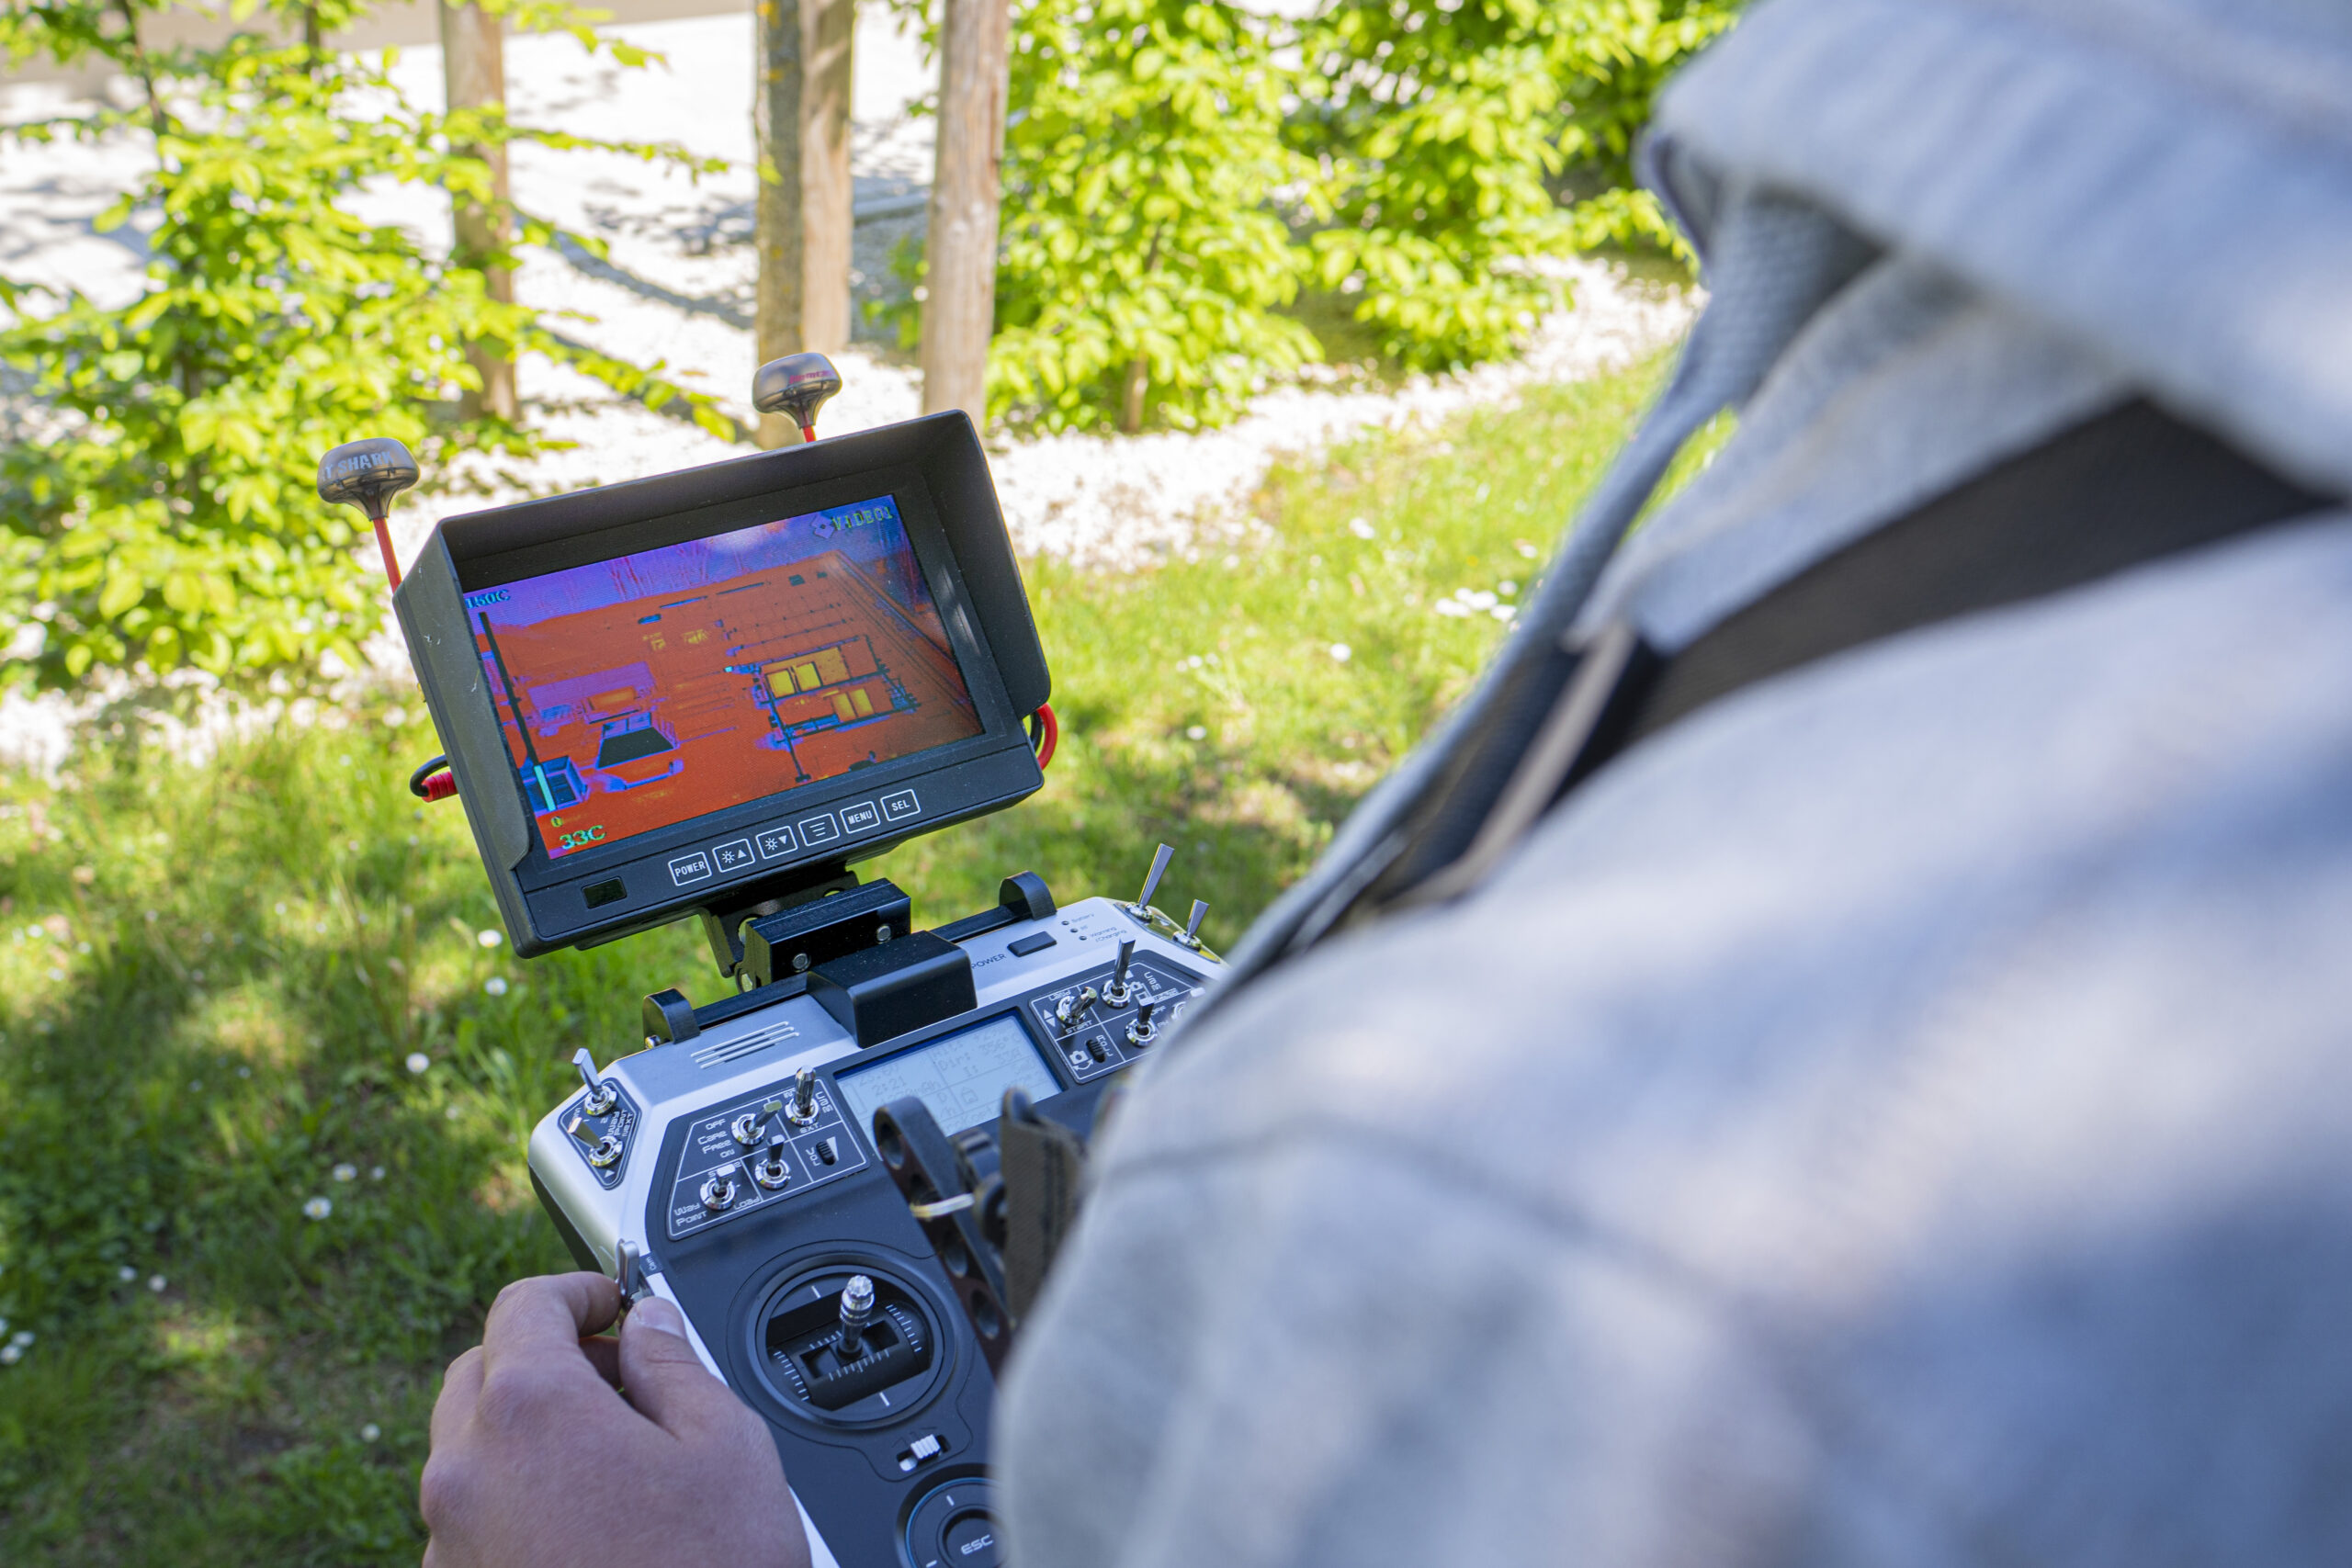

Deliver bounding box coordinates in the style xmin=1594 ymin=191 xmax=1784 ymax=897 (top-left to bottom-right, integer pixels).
xmin=316 ymin=437 xmax=420 ymax=587
xmin=753 ymin=353 xmax=843 ymax=444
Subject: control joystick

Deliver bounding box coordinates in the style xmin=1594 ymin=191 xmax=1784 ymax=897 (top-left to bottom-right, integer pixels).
xmin=837 ymin=1274 xmax=876 ymax=1359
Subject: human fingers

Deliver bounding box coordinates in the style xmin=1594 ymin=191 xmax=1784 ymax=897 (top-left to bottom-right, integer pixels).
xmin=480 ymin=1272 xmax=623 ymax=1379
xmin=617 ymin=1296 xmax=752 ymax=1439
xmin=429 ymin=1345 xmax=485 ymax=1452
xmin=579 ymin=1331 xmax=623 ymax=1389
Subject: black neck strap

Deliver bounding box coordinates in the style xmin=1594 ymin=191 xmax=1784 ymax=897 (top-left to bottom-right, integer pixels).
xmin=1351 ymin=398 xmax=2336 ymax=919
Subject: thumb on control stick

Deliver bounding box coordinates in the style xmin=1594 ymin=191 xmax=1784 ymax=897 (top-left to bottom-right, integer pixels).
xmin=619 ymin=1297 xmax=745 ymax=1437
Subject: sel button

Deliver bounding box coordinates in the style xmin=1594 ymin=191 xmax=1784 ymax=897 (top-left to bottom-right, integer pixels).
xmin=881 ymin=788 xmax=921 ymax=821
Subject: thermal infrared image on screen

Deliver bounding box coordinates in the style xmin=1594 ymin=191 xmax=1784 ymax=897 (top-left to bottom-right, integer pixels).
xmin=465 ymin=496 xmax=985 ymax=860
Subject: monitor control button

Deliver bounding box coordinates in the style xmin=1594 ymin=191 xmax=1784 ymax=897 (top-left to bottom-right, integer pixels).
xmin=841 ymin=800 xmax=881 ymax=835
xmin=799 ymin=812 xmax=843 ymax=846
xmin=880 ymin=788 xmax=921 ymax=822
xmin=668 ymin=852 xmax=714 ymax=886
xmin=756 ymin=826 xmax=797 ymax=860
xmin=714 ymin=838 xmax=756 ymax=873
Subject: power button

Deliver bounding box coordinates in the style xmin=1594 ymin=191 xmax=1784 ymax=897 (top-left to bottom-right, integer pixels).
xmin=906 ymin=1478 xmax=999 ymax=1568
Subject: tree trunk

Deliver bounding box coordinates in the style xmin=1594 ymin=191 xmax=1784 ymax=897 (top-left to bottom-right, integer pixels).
xmin=920 ymin=0 xmax=1012 ymax=423
xmin=1115 ymin=228 xmax=1164 ymax=434
xmin=440 ymin=2 xmax=516 ymax=423
xmin=756 ymin=0 xmax=854 ymax=447
xmin=754 ymin=0 xmax=806 ymax=449
xmin=802 ymin=0 xmax=855 ymax=356
xmin=1118 ymin=358 xmax=1148 ymax=434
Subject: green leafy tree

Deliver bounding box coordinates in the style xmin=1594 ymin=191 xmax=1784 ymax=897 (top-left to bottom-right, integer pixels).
xmin=1550 ymin=0 xmax=1743 ymax=253
xmin=986 ymin=0 xmax=1325 ymax=434
xmin=0 ymin=1 xmax=728 ymax=693
xmin=1297 ymin=0 xmax=1580 ymax=371
xmin=1298 ymin=0 xmax=1737 ymax=371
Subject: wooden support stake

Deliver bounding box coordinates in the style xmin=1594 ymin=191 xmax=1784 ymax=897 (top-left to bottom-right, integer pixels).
xmin=754 ymin=0 xmax=807 ymax=449
xmin=756 ymin=0 xmax=855 ymax=448
xmin=803 ymin=0 xmax=856 ymax=356
xmin=921 ymin=0 xmax=1012 ymax=423
xmin=440 ymin=1 xmax=516 ymax=422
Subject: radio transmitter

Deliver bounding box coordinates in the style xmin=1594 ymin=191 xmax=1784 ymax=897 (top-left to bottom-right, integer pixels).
xmin=333 ymin=359 xmax=1220 ymax=1568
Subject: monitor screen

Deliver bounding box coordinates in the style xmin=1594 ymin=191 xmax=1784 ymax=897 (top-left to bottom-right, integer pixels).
xmin=834 ymin=1013 xmax=1058 ymax=1140
xmin=462 ymin=494 xmax=986 ymax=861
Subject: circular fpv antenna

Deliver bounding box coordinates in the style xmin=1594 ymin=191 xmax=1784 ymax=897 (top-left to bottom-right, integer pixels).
xmin=316 ymin=437 xmax=420 ymax=521
xmin=752 ymin=353 xmax=842 ymax=433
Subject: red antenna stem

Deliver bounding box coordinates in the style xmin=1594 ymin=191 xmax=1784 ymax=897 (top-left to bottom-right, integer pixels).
xmin=373 ymin=517 xmax=402 ymax=589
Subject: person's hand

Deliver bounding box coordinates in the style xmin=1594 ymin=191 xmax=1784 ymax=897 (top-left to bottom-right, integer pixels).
xmin=422 ymin=1271 xmax=809 ymax=1568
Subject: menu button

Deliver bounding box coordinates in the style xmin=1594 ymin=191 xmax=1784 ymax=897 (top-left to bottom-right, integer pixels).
xmin=841 ymin=800 xmax=882 ymax=835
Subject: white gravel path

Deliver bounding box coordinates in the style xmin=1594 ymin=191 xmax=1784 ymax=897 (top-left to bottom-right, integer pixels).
xmin=0 ymin=9 xmax=1694 ymax=763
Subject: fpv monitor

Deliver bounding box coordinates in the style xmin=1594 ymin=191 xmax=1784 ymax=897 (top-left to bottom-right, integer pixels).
xmin=394 ymin=413 xmax=1049 ymax=956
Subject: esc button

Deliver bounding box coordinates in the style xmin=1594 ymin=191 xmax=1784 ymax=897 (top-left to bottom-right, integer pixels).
xmin=907 ymin=1479 xmax=1000 ymax=1568
xmin=944 ymin=1514 xmax=997 ymax=1565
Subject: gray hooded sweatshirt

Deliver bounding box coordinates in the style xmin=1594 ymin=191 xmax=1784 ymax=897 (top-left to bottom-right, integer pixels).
xmin=1000 ymin=2 xmax=2352 ymax=1563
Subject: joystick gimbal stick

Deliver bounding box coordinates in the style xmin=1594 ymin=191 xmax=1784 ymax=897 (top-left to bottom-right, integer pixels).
xmin=753 ymin=353 xmax=842 ymax=444
xmin=316 ymin=437 xmax=420 ymax=588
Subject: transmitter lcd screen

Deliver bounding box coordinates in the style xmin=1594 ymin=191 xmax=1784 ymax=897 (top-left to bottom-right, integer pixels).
xmin=834 ymin=1014 xmax=1057 ymax=1139
xmin=464 ymin=495 xmax=985 ymax=860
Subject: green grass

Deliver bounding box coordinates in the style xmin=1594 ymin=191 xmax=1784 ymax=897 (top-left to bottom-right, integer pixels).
xmin=0 ymin=352 xmax=1708 ymax=1562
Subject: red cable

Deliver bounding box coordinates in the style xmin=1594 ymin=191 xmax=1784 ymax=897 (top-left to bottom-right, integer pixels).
xmin=1032 ymin=703 xmax=1058 ymax=769
xmin=373 ymin=518 xmax=402 ymax=589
